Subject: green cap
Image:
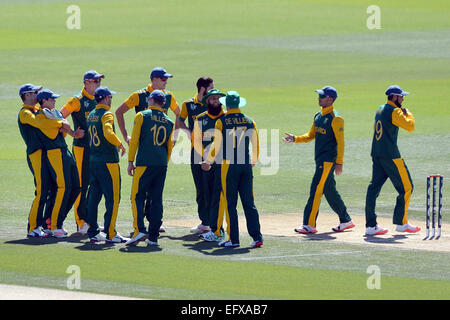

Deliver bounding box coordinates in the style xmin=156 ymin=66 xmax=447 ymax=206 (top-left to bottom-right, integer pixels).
xmin=201 ymin=89 xmax=225 ymax=105
xmin=219 ymin=91 xmax=246 ymax=108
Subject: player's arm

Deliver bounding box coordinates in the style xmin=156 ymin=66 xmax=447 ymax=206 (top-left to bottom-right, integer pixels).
xmin=115 ymin=92 xmax=139 ymax=144
xmin=251 ymin=121 xmax=260 ymax=166
xmin=205 ymin=119 xmax=223 ymax=164
xmin=167 ymin=125 xmax=175 ymax=164
xmin=331 ymin=116 xmax=345 ymax=165
xmin=127 ymin=112 xmax=143 ymax=176
xmin=174 ymin=101 xmax=190 ymax=142
xmin=169 ymin=94 xmax=180 ymax=116
xmin=392 ymin=108 xmax=415 ymax=132
xmin=60 ymin=97 xmax=80 ymax=119
xmin=192 ymin=118 xmax=203 ymax=157
xmin=102 ymin=113 xmax=123 ymax=147
xmin=294 ymin=122 xmax=316 ymax=143
xmin=20 ymin=108 xmax=65 ymax=131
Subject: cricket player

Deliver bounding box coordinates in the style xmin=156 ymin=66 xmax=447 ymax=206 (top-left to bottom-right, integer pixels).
xmin=177 ymin=77 xmax=215 ymax=234
xmin=194 ymin=89 xmax=228 ymax=242
xmin=35 ymin=89 xmax=81 ymax=238
xmin=60 ymin=70 xmax=104 ymax=234
xmin=365 ymin=85 xmax=420 ymax=235
xmin=115 ymin=67 xmax=179 ymax=233
xmin=86 ymin=87 xmax=128 ymax=243
xmin=202 ymin=91 xmax=263 ymax=248
xmin=126 ymin=90 xmax=175 ymax=246
xmin=18 ymin=84 xmax=68 ymax=238
xmin=284 ymin=86 xmax=354 ymax=234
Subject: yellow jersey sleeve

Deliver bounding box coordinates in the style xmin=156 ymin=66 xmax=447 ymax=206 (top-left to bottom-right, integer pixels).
xmin=124 ymin=92 xmax=140 ymax=109
xmin=19 ymin=108 xmax=63 ymax=132
xmin=168 ymin=92 xmax=179 ymax=111
xmin=294 ymin=122 xmax=316 ymax=143
xmin=101 ymin=112 xmax=122 ymax=147
xmin=192 ymin=118 xmax=203 ymax=156
xmin=179 ymin=101 xmax=188 ymax=121
xmin=128 ymin=112 xmax=143 ymax=162
xmin=331 ymin=116 xmax=345 ymax=165
xmin=251 ymin=121 xmax=260 ymax=164
xmin=63 ymin=97 xmax=81 ymax=113
xmin=392 ymin=108 xmax=415 ymax=132
xmin=167 ymin=126 xmax=175 ymax=164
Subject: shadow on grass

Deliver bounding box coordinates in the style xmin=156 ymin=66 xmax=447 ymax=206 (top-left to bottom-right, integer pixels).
xmin=119 ymin=245 xmax=163 ymax=253
xmin=296 ymin=232 xmax=337 ymax=241
xmin=183 ymin=241 xmax=250 ymax=256
xmin=164 ymin=233 xmax=201 ymax=242
xmin=4 ymin=237 xmax=66 ymax=246
xmin=363 ymin=234 xmax=407 ymax=244
xmin=73 ymin=242 xmax=116 ymax=251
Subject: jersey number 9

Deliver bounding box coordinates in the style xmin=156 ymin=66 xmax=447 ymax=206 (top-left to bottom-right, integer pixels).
xmin=375 ymin=120 xmax=383 ymax=141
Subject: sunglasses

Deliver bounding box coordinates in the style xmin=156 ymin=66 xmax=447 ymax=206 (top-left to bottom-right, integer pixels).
xmin=319 ymin=94 xmax=328 ymax=99
xmin=87 ymin=79 xmax=101 ymax=84
xmin=160 ymin=77 xmax=168 ymax=82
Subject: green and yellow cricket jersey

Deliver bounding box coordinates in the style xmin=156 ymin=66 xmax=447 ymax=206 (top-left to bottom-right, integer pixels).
xmin=294 ymin=105 xmax=344 ymax=165
xmin=86 ymin=104 xmax=122 ymax=163
xmin=128 ymin=106 xmax=175 ymax=166
xmin=371 ymin=100 xmax=415 ymax=159
xmin=123 ymin=84 xmax=178 ymax=114
xmin=34 ymin=109 xmax=68 ymax=150
xmin=207 ymin=109 xmax=259 ymax=165
xmin=192 ymin=109 xmax=225 ymax=159
xmin=18 ymin=104 xmax=63 ymax=155
xmin=63 ymin=87 xmax=97 ymax=147
xmin=179 ymin=94 xmax=208 ymax=131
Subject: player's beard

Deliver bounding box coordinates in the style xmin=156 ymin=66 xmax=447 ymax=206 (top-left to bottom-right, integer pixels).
xmin=207 ymin=104 xmax=222 ymax=116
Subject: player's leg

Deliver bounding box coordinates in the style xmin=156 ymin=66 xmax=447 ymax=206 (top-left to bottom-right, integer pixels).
xmin=238 ymin=165 xmax=263 ymax=244
xmin=222 ymin=162 xmax=240 ymax=245
xmin=191 ymin=163 xmax=209 ymax=229
xmin=323 ymin=163 xmax=352 ymax=224
xmin=72 ymin=146 xmax=89 ymax=228
xmin=365 ymin=157 xmax=388 ymax=228
xmin=86 ymin=164 xmax=102 ymax=239
xmin=102 ymin=163 xmax=121 ymax=241
xmin=147 ymin=166 xmax=167 ymax=243
xmin=389 ymin=158 xmax=415 ymax=227
xmin=302 ymin=162 xmax=334 ymax=229
xmin=130 ymin=166 xmax=150 ymax=238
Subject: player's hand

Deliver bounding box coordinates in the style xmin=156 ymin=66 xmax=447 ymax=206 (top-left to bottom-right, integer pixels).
xmin=127 ymin=161 xmax=135 ymax=176
xmin=401 ymin=108 xmax=408 ymax=115
xmin=61 ymin=122 xmax=71 ymax=132
xmin=283 ymin=132 xmax=295 ymax=143
xmin=125 ymin=135 xmax=131 ymax=145
xmin=201 ymin=161 xmax=211 ymax=171
xmin=335 ymin=164 xmax=343 ymax=176
xmin=74 ymin=127 xmax=85 ymax=139
xmin=118 ymin=144 xmax=126 ymax=157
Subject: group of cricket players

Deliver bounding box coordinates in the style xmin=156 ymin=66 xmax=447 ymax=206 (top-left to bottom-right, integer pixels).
xmin=17 ymin=66 xmax=420 ymax=249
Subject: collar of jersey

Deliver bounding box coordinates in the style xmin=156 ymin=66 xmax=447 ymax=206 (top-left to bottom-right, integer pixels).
xmin=386 ymin=100 xmax=399 ymax=108
xmin=96 ymin=104 xmax=111 ymax=111
xmin=321 ymin=105 xmax=334 ymax=116
xmin=207 ymin=109 xmax=225 ymax=119
xmin=147 ymin=106 xmax=165 ymax=112
xmin=22 ymin=103 xmax=38 ymax=112
xmin=82 ymin=87 xmax=94 ymax=100
xmin=226 ymin=108 xmax=241 ymax=115
xmin=146 ymin=84 xmax=166 ymax=94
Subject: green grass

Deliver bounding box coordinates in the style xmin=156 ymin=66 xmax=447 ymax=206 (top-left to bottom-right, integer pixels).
xmin=0 ymin=0 xmax=449 ymax=300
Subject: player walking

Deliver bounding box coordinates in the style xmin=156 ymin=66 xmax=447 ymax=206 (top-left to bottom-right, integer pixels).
xmin=364 ymin=85 xmax=420 ymax=235
xmin=284 ymin=86 xmax=354 ymax=234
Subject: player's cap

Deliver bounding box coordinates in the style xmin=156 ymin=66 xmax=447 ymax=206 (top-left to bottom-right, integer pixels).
xmin=201 ymin=89 xmax=226 ymax=105
xmin=83 ymin=70 xmax=105 ymax=81
xmin=36 ymin=89 xmax=60 ymax=101
xmin=149 ymin=90 xmax=166 ymax=104
xmin=315 ymin=86 xmax=338 ymax=100
xmin=150 ymin=67 xmax=173 ymax=79
xmin=19 ymin=83 xmax=42 ymax=96
xmin=219 ymin=91 xmax=246 ymax=108
xmin=94 ymin=86 xmax=116 ymax=100
xmin=385 ymin=85 xmax=409 ymax=96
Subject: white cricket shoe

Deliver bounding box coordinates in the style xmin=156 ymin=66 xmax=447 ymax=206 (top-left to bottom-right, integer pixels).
xmin=218 ymin=240 xmax=240 ymax=248
xmin=125 ymin=232 xmax=148 ymax=246
xmin=89 ymin=232 xmax=107 ymax=243
xmin=52 ymin=229 xmax=68 ymax=238
xmin=78 ymin=222 xmax=89 ymax=235
xmin=106 ymin=232 xmax=130 ymax=244
xmin=365 ymin=225 xmax=388 ymax=236
xmin=332 ymin=221 xmax=355 ymax=232
xmin=190 ymin=224 xmax=210 ymax=234
xmin=159 ymin=225 xmax=166 ymax=233
xmin=200 ymin=231 xmax=224 ymax=242
xmin=395 ymin=223 xmax=421 ymax=233
xmin=27 ymin=228 xmax=48 ymax=238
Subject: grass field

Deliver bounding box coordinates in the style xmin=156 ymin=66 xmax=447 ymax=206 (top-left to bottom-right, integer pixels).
xmin=1 ymin=0 xmax=449 ymax=302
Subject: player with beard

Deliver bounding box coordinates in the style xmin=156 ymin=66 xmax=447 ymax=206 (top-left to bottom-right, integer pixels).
xmin=177 ymin=77 xmax=216 ymax=234
xmin=192 ymin=89 xmax=227 ymax=242
xmin=364 ymin=85 xmax=419 ymax=235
